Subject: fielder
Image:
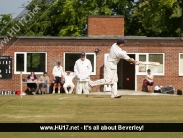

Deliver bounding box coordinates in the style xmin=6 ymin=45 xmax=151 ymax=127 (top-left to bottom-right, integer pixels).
xmin=63 ymin=71 xmax=76 ymax=94
xmin=74 ymin=52 xmax=92 ymax=96
xmin=89 ymin=39 xmax=138 ymax=98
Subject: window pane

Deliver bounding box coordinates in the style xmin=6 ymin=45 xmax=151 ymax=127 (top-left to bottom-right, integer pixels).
xmin=180 ymin=54 xmax=183 ymax=74
xmin=86 ymin=54 xmax=94 ymax=72
xmin=65 ymin=53 xmax=80 ymax=71
xmin=149 ymin=54 xmax=163 ymax=63
xmin=16 ymin=54 xmax=24 ymax=71
xmin=139 ymin=55 xmax=146 ymax=72
xmin=27 ymin=53 xmax=46 ymax=72
xmin=149 ymin=54 xmax=163 ymax=73
xmin=65 ymin=53 xmax=95 ymax=73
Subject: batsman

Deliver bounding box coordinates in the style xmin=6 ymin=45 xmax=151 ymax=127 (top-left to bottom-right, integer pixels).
xmin=89 ymin=39 xmax=138 ymax=98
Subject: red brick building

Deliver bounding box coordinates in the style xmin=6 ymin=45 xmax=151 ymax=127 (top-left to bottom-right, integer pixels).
xmin=0 ymin=15 xmax=183 ymax=93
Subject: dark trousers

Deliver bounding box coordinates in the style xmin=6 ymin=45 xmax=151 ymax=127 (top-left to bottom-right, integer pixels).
xmin=27 ymin=83 xmax=37 ymax=92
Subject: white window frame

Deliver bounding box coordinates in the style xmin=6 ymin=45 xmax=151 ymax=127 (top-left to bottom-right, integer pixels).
xmin=179 ymin=53 xmax=183 ymax=76
xmin=14 ymin=52 xmax=47 ymax=74
xmin=136 ymin=53 xmax=165 ymax=76
xmin=64 ymin=52 xmax=96 ymax=75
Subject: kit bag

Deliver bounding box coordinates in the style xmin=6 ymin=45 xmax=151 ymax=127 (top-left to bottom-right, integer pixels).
xmin=160 ymin=87 xmax=174 ymax=94
xmin=177 ymin=89 xmax=182 ymax=95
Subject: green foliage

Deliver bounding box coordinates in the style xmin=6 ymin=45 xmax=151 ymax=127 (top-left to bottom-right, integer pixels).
xmin=0 ymin=14 xmax=14 ymax=36
xmin=0 ymin=1 xmax=150 ymax=36
xmin=0 ymin=0 xmax=183 ymax=37
xmin=130 ymin=0 xmax=182 ymax=36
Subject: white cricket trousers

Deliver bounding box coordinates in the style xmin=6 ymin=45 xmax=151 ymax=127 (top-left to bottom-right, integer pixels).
xmin=76 ymin=81 xmax=89 ymax=94
xmin=63 ymin=83 xmax=75 ymax=94
xmin=91 ymin=61 xmax=119 ymax=97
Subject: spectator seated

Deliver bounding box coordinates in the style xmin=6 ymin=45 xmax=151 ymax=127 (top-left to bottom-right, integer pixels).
xmin=142 ymin=79 xmax=154 ymax=92
xmin=141 ymin=69 xmax=154 ymax=93
xmin=37 ymin=72 xmax=50 ymax=94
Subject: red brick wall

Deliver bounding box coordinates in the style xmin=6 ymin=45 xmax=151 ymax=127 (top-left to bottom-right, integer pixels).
xmin=1 ymin=38 xmax=183 ymax=93
xmin=0 ymin=38 xmax=115 ymax=92
xmin=124 ymin=39 xmax=183 ymax=93
xmin=88 ymin=15 xmax=124 ymax=37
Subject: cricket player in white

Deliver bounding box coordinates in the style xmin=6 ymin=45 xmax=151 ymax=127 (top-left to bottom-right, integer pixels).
xmin=74 ymin=52 xmax=92 ymax=96
xmin=63 ymin=71 xmax=76 ymax=94
xmin=52 ymin=61 xmax=64 ymax=94
xmin=89 ymin=39 xmax=138 ymax=98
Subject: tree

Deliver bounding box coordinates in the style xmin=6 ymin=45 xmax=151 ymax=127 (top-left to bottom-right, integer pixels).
xmin=0 ymin=14 xmax=15 ymax=36
xmin=129 ymin=0 xmax=182 ymax=37
xmin=20 ymin=0 xmax=135 ymax=36
xmin=0 ymin=0 xmax=140 ymax=37
xmin=5 ymin=0 xmax=183 ymax=37
xmin=181 ymin=0 xmax=183 ymax=36
xmin=16 ymin=0 xmax=55 ymax=36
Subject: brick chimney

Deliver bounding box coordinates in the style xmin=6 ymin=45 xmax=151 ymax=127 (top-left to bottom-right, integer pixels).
xmin=87 ymin=15 xmax=124 ymax=37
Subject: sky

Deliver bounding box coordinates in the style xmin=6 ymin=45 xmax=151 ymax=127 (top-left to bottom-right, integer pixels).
xmin=0 ymin=0 xmax=31 ymax=18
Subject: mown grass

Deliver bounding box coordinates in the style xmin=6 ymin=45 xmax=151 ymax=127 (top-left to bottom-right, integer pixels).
xmin=0 ymin=93 xmax=183 ymax=138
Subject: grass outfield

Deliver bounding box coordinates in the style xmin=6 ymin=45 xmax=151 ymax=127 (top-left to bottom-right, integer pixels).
xmin=0 ymin=93 xmax=183 ymax=137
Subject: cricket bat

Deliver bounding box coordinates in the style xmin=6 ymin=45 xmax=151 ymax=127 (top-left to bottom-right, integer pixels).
xmin=136 ymin=61 xmax=160 ymax=66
